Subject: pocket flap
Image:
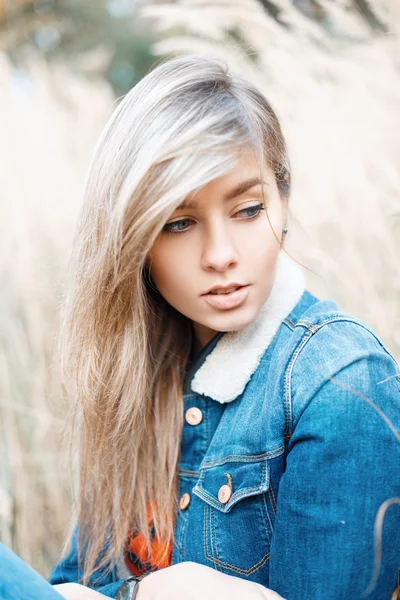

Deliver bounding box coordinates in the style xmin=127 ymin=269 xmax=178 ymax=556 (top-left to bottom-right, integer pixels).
xmin=192 ymin=459 xmax=270 ymax=514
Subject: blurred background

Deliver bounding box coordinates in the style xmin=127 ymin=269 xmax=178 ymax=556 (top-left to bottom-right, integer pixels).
xmin=0 ymin=0 xmax=399 ymax=578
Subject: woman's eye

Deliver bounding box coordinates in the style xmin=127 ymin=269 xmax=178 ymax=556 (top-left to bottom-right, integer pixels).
xmin=162 ymin=203 xmax=264 ymax=234
xmin=162 ymin=218 xmax=193 ymax=233
xmin=234 ymin=203 xmax=265 ymax=219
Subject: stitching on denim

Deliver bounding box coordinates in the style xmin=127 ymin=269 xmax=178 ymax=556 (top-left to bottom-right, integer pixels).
xmin=261 ymin=496 xmax=272 ymax=537
xmin=283 ymin=332 xmax=312 ymax=439
xmin=174 ymin=511 xmax=189 ymax=558
xmin=260 ymin=493 xmax=273 ymax=538
xmin=179 ymin=469 xmax=199 ymax=475
xmin=194 ymin=481 xmax=270 ymax=512
xmin=204 ymin=503 xmax=220 ymax=570
xmin=204 ymin=502 xmax=218 ymax=568
xmin=209 ymin=551 xmax=270 ymax=575
xmin=204 ymin=501 xmax=210 ymax=561
xmin=294 ymin=316 xmax=359 ymax=330
xmin=194 ymin=460 xmax=271 ymax=512
xmin=271 ymin=483 xmax=277 ymax=514
xmin=295 ymin=316 xmax=364 ymax=330
xmin=295 ymin=315 xmax=387 ymax=339
xmin=203 ymin=502 xmax=207 ymax=560
xmin=183 ymin=393 xmax=198 ymax=401
xmin=283 ymin=317 xmax=296 ymax=329
xmin=295 ymin=320 xmax=319 ymax=330
xmin=262 ymin=459 xmax=266 ymax=486
xmin=261 ymin=460 xmax=273 ymax=534
xmin=202 ymin=471 xmax=218 ymax=570
xmin=205 ymin=398 xmax=209 ymax=448
xmin=200 ymin=446 xmax=284 ymax=468
xmin=287 ymin=317 xmax=400 ymax=434
xmin=181 ymin=514 xmax=188 ymax=559
xmin=204 ymin=497 xmax=271 ymax=575
xmin=210 ymin=498 xmax=220 ymax=571
xmin=268 ymin=486 xmax=276 ymax=517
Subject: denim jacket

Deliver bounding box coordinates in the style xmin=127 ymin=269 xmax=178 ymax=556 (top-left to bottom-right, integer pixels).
xmin=49 ymin=251 xmax=400 ymax=599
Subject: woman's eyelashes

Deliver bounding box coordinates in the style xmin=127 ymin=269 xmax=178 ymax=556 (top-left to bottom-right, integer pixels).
xmin=234 ymin=202 xmax=265 ymax=220
xmin=162 ymin=202 xmax=265 ymax=234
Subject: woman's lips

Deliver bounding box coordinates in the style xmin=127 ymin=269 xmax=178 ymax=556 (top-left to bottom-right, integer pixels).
xmin=202 ymin=285 xmax=250 ymax=310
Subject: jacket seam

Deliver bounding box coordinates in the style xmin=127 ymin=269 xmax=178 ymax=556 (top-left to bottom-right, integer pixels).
xmin=268 ymin=484 xmax=277 ymax=517
xmin=260 ymin=494 xmax=273 ymax=537
xmin=194 ymin=484 xmax=268 ymax=511
xmin=283 ymin=330 xmax=313 ymax=439
xmin=205 ymin=497 xmax=271 ymax=577
xmin=205 ymin=398 xmax=209 ymax=447
xmin=199 ymin=445 xmax=284 ymax=468
xmin=206 ymin=550 xmax=270 ymax=575
xmin=294 ymin=317 xmax=400 ymax=370
xmin=294 ymin=315 xmax=384 ymax=337
xmin=204 ymin=503 xmax=218 ymax=569
xmin=285 ymin=317 xmax=400 ymax=437
xmin=283 ymin=316 xmax=296 ymax=330
xmin=179 ymin=468 xmax=200 ymax=477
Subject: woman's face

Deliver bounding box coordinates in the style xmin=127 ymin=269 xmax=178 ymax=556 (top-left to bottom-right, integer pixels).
xmin=148 ymin=150 xmax=287 ymax=349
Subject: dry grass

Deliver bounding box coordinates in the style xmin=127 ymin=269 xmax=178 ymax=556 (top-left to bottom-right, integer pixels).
xmin=0 ymin=54 xmax=114 ymax=574
xmin=0 ymin=0 xmax=399 ymax=578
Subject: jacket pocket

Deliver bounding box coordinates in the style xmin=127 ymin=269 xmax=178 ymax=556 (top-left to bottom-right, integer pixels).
xmin=192 ymin=457 xmax=274 ymax=575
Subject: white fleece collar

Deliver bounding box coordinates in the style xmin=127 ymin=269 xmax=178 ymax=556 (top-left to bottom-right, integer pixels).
xmin=190 ymin=251 xmax=306 ymax=403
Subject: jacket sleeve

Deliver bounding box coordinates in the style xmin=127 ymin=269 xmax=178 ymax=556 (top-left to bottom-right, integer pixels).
xmin=48 ymin=522 xmax=126 ymax=599
xmin=268 ymin=320 xmax=400 ymax=600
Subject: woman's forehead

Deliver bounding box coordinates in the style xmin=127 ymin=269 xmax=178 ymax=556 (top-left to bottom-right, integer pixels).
xmin=178 ymin=176 xmax=268 ymax=210
xmin=179 ymin=155 xmax=272 ymax=210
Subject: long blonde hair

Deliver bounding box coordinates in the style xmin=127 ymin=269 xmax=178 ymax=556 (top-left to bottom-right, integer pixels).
xmin=59 ymin=53 xmax=291 ymax=584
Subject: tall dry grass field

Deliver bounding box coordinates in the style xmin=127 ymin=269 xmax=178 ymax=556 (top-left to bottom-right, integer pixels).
xmin=1 ymin=0 xmax=399 ymax=578
xmin=0 ymin=55 xmax=114 ymax=574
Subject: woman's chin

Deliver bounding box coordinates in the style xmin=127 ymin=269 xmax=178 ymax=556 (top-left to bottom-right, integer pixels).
xmin=202 ymin=305 xmax=260 ymax=333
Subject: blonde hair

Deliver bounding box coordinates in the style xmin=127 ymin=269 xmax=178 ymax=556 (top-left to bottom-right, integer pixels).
xmin=59 ymin=53 xmax=291 ymax=584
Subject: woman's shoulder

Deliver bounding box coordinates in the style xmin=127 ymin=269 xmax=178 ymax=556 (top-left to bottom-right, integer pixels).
xmin=286 ymin=288 xmax=397 ymax=364
xmin=283 ymin=289 xmax=400 ymax=429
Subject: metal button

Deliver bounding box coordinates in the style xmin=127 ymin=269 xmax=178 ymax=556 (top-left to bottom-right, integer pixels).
xmin=179 ymin=492 xmax=191 ymax=510
xmin=185 ymin=407 xmax=203 ymax=426
xmin=218 ymin=484 xmax=232 ymax=504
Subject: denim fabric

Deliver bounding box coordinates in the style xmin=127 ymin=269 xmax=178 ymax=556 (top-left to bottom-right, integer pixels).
xmin=48 ymin=290 xmax=400 ymax=599
xmin=48 ymin=522 xmax=125 ymax=598
xmin=0 ymin=542 xmax=64 ymax=600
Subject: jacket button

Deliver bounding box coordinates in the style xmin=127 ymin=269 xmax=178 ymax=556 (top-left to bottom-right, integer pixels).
xmin=185 ymin=407 xmax=203 ymax=426
xmin=218 ymin=484 xmax=232 ymax=504
xmin=179 ymin=492 xmax=191 ymax=510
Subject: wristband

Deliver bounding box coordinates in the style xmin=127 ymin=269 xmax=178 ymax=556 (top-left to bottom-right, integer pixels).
xmin=115 ymin=572 xmax=148 ymax=600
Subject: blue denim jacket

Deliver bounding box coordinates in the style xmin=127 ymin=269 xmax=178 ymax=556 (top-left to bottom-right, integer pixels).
xmin=49 ymin=253 xmax=400 ymax=599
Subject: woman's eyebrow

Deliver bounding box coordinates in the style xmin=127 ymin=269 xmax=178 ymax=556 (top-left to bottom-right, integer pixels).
xmin=224 ymin=177 xmax=266 ymax=201
xmin=178 ymin=177 xmax=266 ymax=210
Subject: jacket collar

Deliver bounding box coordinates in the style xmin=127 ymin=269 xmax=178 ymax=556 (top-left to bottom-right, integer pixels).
xmin=189 ymin=250 xmax=306 ymax=403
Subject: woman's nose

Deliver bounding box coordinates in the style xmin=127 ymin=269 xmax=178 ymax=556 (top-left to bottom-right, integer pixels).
xmin=200 ymin=222 xmax=239 ymax=272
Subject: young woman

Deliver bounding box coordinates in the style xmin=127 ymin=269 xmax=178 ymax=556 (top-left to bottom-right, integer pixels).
xmin=4 ymin=54 xmax=399 ymax=600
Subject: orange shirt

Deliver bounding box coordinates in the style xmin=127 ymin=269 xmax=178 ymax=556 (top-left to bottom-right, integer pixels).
xmin=124 ymin=502 xmax=173 ymax=576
